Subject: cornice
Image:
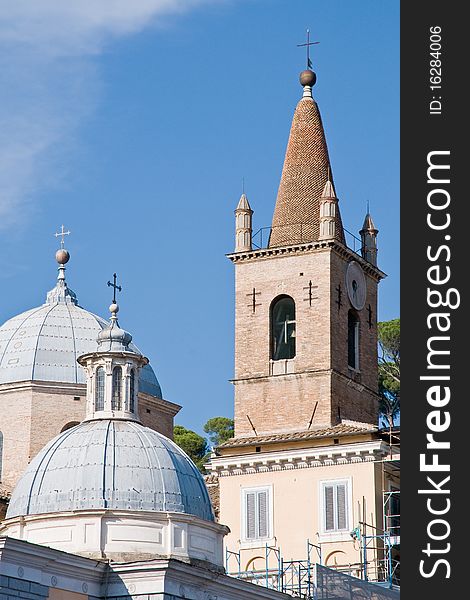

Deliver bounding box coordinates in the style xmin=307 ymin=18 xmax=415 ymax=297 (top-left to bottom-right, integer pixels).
xmin=139 ymin=392 xmax=182 ymax=415
xmin=0 ymin=380 xmax=182 ymax=415
xmin=1 ymin=509 xmax=228 ymax=536
xmin=0 ymin=379 xmax=85 ymax=395
xmin=209 ymin=440 xmax=387 ymax=477
xmin=0 ymin=536 xmax=105 ymax=592
xmin=227 ymin=241 xmax=385 ymax=281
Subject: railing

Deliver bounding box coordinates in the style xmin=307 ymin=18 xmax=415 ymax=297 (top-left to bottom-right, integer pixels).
xmin=251 ymin=222 xmax=364 ymax=258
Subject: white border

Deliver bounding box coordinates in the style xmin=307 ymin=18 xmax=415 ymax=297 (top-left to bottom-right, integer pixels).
xmin=240 ymin=484 xmax=274 ymax=548
xmin=317 ymin=476 xmax=353 ymax=543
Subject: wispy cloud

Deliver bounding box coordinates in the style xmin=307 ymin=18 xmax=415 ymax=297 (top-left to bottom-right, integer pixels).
xmin=0 ymin=1 xmax=221 ymax=228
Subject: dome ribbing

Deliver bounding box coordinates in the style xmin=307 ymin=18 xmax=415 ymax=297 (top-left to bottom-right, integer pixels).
xmin=6 ymin=419 xmax=214 ymax=522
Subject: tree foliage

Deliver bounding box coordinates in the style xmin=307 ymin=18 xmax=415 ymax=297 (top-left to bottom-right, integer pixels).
xmin=203 ymin=416 xmax=234 ymax=447
xmin=173 ymin=425 xmax=209 ymax=472
xmin=378 ymin=318 xmax=400 ymax=428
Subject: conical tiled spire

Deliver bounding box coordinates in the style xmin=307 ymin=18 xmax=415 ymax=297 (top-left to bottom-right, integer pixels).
xmin=269 ymin=70 xmax=345 ymax=248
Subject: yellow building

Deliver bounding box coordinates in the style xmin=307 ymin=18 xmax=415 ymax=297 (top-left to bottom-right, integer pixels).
xmin=208 ymin=65 xmax=400 ymax=591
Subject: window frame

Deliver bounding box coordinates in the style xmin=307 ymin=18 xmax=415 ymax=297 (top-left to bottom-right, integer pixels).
xmin=129 ymin=368 xmax=136 ymax=413
xmin=318 ymin=478 xmax=353 ymax=542
xmin=270 ymin=295 xmax=296 ymax=361
xmin=95 ymin=366 xmax=105 ymax=411
xmin=240 ymin=485 xmax=274 ymax=546
xmin=347 ymin=310 xmax=360 ymax=371
xmin=111 ymin=366 xmax=123 ymax=411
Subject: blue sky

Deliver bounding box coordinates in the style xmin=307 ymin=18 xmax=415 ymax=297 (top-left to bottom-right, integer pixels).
xmin=0 ymin=0 xmax=399 ymax=436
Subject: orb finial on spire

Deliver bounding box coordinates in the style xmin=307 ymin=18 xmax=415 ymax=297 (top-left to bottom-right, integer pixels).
xmin=54 ymin=224 xmax=71 ymax=265
xmin=47 ymin=224 xmax=77 ymax=304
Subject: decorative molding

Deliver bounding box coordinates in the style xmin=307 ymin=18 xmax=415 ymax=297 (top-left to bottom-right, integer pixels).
xmin=209 ymin=441 xmax=388 ymax=477
xmin=0 ymin=537 xmax=106 ymax=597
xmin=0 ymin=378 xmax=181 ymax=415
xmin=227 ymin=241 xmax=385 ymax=281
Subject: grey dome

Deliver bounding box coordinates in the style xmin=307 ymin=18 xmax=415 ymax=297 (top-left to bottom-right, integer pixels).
xmin=0 ymin=302 xmax=162 ymax=398
xmin=7 ymin=419 xmax=214 ymax=522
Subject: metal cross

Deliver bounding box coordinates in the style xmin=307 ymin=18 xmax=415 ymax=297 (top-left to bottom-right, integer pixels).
xmin=54 ymin=225 xmax=71 ymax=248
xmin=297 ymin=28 xmax=319 ymax=70
xmin=336 ymin=283 xmax=343 ymax=310
xmin=107 ymin=273 xmax=122 ymax=304
xmin=246 ymin=287 xmax=261 ymax=313
xmin=303 ymin=280 xmax=318 ymax=306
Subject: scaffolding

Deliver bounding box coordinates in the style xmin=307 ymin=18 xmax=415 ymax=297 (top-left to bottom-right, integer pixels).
xmin=226 ymin=431 xmax=400 ymax=596
xmin=225 ymin=541 xmax=321 ymax=598
xmin=354 ymin=433 xmax=400 ymax=588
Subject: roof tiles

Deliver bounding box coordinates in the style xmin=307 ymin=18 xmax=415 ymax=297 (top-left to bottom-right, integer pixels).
xmin=218 ymin=423 xmax=377 ymax=449
xmin=269 ymin=95 xmax=345 ymax=247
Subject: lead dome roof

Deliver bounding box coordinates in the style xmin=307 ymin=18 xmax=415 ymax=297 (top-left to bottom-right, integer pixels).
xmin=6 ymin=419 xmax=214 ymax=522
xmin=0 ymin=266 xmax=162 ymax=398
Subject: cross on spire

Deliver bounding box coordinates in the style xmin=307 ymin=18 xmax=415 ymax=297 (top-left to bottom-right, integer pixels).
xmin=54 ymin=224 xmax=71 ymax=248
xmin=107 ymin=273 xmax=122 ymax=304
xmin=297 ymin=28 xmax=319 ymax=70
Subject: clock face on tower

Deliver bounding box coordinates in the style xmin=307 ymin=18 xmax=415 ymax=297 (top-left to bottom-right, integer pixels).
xmin=345 ymin=261 xmax=366 ymax=310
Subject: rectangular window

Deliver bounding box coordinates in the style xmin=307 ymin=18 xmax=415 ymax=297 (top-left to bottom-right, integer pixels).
xmin=348 ymin=312 xmax=360 ymax=370
xmin=242 ymin=487 xmax=271 ymax=541
xmin=321 ymin=480 xmax=349 ymax=533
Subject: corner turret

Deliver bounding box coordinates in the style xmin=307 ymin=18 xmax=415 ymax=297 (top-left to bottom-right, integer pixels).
xmin=360 ymin=211 xmax=379 ymax=266
xmin=318 ymin=177 xmax=339 ymax=241
xmin=234 ymin=192 xmax=253 ymax=252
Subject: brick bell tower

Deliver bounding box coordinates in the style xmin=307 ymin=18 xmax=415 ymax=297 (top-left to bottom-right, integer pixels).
xmin=229 ymin=68 xmax=385 ymax=438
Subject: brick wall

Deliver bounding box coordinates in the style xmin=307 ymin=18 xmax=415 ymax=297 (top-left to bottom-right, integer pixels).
xmin=0 ymin=387 xmax=32 ymax=490
xmin=139 ymin=395 xmax=176 ymax=440
xmin=30 ymin=387 xmax=86 ymax=459
xmin=0 ymin=575 xmax=48 ymax=599
xmin=232 ymin=247 xmax=380 ymax=436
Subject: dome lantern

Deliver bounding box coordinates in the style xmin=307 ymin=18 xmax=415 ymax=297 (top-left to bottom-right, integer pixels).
xmin=78 ymin=277 xmax=149 ymax=423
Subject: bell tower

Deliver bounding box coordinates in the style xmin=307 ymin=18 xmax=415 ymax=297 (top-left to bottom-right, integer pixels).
xmin=229 ymin=67 xmax=385 ymax=438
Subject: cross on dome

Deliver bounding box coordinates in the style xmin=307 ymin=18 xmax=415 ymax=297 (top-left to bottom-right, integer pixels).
xmin=107 ymin=272 xmax=122 ymax=306
xmin=54 ymin=224 xmax=71 ymax=249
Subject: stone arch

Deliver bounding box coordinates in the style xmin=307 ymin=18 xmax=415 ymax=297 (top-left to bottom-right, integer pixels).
xmin=325 ymin=549 xmax=347 ymax=568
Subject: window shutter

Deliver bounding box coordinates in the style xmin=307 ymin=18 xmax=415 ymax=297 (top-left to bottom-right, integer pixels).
xmin=336 ymin=484 xmax=347 ymax=530
xmin=258 ymin=490 xmax=268 ymax=538
xmin=324 ymin=485 xmax=335 ymax=531
xmin=246 ymin=492 xmax=256 ymax=539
